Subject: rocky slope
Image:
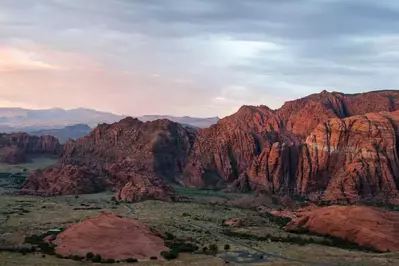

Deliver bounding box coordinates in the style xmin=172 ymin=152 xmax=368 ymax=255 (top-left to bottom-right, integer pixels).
xmin=0 ymin=133 xmax=61 ymax=164
xmin=183 ymin=90 xmax=399 ymax=202
xmin=284 ymin=205 xmax=399 ymax=252
xmin=20 ymin=165 xmax=106 ymax=196
xmin=21 ymin=90 xmax=399 ymax=202
xmin=23 ymin=117 xmax=195 ymax=200
xmin=50 ymin=212 xmax=168 ymax=260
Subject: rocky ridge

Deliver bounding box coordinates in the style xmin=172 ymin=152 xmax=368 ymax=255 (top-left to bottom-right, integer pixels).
xmin=22 ymin=90 xmax=399 ymax=202
xmin=0 ymin=133 xmax=60 ymax=164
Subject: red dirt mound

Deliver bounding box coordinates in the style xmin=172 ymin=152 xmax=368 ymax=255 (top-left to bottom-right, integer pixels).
xmin=51 ymin=212 xmax=168 ymax=260
xmin=284 ymin=205 xmax=399 ymax=252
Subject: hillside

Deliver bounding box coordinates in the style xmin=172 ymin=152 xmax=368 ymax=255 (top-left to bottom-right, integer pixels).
xmin=22 ymin=90 xmax=399 ymax=203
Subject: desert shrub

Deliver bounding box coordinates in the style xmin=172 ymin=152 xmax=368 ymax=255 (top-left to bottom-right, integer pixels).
xmin=208 ymin=244 xmax=218 ymax=254
xmin=164 ymin=232 xmax=175 ymax=240
xmin=91 ymin=254 xmax=102 ymax=263
xmin=103 ymin=259 xmax=115 ymax=263
xmin=125 ymin=258 xmax=138 ymax=263
xmin=150 ymin=256 xmax=158 ymax=260
xmin=56 ymin=254 xmax=64 ymax=259
xmin=42 ymin=254 xmax=46 ymax=258
xmin=166 ymin=241 xmax=198 ymax=253
xmin=161 ymin=251 xmax=178 ymax=260
xmin=86 ymin=252 xmax=95 ymax=259
xmin=202 ymin=247 xmax=208 ymax=253
xmin=262 ymin=212 xmax=292 ymax=228
xmin=72 ymin=255 xmax=84 ymax=261
xmin=224 ymin=244 xmax=230 ymax=251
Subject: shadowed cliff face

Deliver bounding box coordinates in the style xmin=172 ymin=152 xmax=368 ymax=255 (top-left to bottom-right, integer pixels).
xmin=183 ymin=90 xmax=399 ymax=202
xmin=21 ymin=90 xmax=399 ymax=202
xmin=0 ymin=133 xmax=61 ymax=164
xmin=23 ymin=117 xmax=196 ymax=200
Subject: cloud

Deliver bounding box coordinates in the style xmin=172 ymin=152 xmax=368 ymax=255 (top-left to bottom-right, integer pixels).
xmin=0 ymin=0 xmax=398 ymax=117
xmin=0 ymin=47 xmax=61 ymax=72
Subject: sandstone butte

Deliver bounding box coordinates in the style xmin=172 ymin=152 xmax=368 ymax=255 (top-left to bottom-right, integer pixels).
xmin=0 ymin=133 xmax=60 ymax=164
xmin=49 ymin=212 xmax=169 ymax=260
xmin=284 ymin=205 xmax=399 ymax=252
xmin=22 ymin=117 xmax=194 ymax=201
xmin=22 ymin=90 xmax=399 ymax=203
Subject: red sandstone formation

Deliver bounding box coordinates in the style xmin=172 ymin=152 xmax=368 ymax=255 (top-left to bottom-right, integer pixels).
xmin=22 ymin=117 xmax=194 ymax=200
xmin=183 ymin=90 xmax=399 ymax=203
xmin=21 ymin=90 xmax=399 ymax=203
xmin=0 ymin=133 xmax=60 ymax=164
xmin=51 ymin=212 xmax=169 ymax=260
xmin=109 ymin=159 xmax=175 ymax=202
xmin=20 ymin=165 xmax=106 ymax=196
xmin=284 ymin=205 xmax=399 ymax=252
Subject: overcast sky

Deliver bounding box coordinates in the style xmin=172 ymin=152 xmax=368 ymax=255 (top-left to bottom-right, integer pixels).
xmin=0 ymin=0 xmax=398 ymax=117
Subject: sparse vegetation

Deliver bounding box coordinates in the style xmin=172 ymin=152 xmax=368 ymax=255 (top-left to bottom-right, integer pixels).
xmin=208 ymin=244 xmax=218 ymax=254
xmin=261 ymin=211 xmax=292 ymax=227
xmin=91 ymin=254 xmax=102 ymax=263
xmin=161 ymin=250 xmax=178 ymax=260
xmin=124 ymin=258 xmax=138 ymax=263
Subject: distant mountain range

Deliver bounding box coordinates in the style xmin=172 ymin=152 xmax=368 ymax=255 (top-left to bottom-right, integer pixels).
xmin=30 ymin=124 xmax=92 ymax=143
xmin=0 ymin=108 xmax=220 ymax=140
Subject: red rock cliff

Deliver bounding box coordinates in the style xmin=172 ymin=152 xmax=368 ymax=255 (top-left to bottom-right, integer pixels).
xmin=183 ymin=90 xmax=399 ymax=202
xmin=0 ymin=133 xmax=60 ymax=164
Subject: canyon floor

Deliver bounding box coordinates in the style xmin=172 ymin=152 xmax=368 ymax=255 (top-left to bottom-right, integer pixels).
xmin=0 ymin=186 xmax=398 ymax=265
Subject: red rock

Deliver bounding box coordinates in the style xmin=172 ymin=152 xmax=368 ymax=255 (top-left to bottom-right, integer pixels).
xmin=109 ymin=159 xmax=175 ymax=202
xmin=22 ymin=118 xmax=194 ymax=198
xmin=223 ymin=218 xmax=249 ymax=227
xmin=0 ymin=146 xmax=28 ymax=164
xmin=183 ymin=90 xmax=399 ymax=202
xmin=21 ymin=90 xmax=399 ymax=203
xmin=284 ymin=205 xmax=399 ymax=252
xmin=51 ymin=212 xmax=169 ymax=260
xmin=20 ymin=165 xmax=106 ymax=196
xmin=0 ymin=133 xmax=60 ymax=164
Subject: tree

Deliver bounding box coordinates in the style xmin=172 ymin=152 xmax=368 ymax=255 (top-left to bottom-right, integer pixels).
xmin=91 ymin=254 xmax=102 ymax=263
xmin=209 ymin=244 xmax=218 ymax=254
xmin=224 ymin=244 xmax=230 ymax=251
xmin=86 ymin=252 xmax=94 ymax=259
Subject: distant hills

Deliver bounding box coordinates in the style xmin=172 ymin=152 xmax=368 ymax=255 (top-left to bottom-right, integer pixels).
xmin=138 ymin=115 xmax=219 ymax=128
xmin=0 ymin=108 xmax=220 ymax=140
xmin=30 ymin=124 xmax=92 ymax=143
xmin=0 ymin=108 xmax=122 ymax=131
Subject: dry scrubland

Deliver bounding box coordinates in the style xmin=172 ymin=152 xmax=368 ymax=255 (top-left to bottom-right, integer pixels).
xmin=0 ymin=159 xmax=398 ymax=266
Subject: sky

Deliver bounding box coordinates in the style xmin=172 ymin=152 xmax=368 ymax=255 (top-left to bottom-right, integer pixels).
xmin=0 ymin=0 xmax=398 ymax=117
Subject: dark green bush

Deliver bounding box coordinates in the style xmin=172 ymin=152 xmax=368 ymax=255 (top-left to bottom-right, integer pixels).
xmin=86 ymin=252 xmax=95 ymax=259
xmin=103 ymin=259 xmax=116 ymax=263
xmin=150 ymin=256 xmax=158 ymax=260
xmin=208 ymin=244 xmax=218 ymax=254
xmin=161 ymin=251 xmax=178 ymax=260
xmin=72 ymin=255 xmax=84 ymax=261
xmin=224 ymin=244 xmax=230 ymax=251
xmin=91 ymin=254 xmax=102 ymax=263
xmin=125 ymin=258 xmax=138 ymax=263
xmin=164 ymin=232 xmax=175 ymax=240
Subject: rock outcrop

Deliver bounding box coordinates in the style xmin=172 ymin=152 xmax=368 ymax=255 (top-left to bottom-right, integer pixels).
xmin=284 ymin=205 xmax=399 ymax=252
xmin=0 ymin=133 xmax=61 ymax=164
xmin=22 ymin=117 xmax=194 ymax=200
xmin=183 ymin=90 xmax=399 ymax=202
xmin=20 ymin=165 xmax=106 ymax=196
xmin=109 ymin=159 xmax=176 ymax=202
xmin=20 ymin=90 xmax=399 ymax=203
xmin=50 ymin=212 xmax=169 ymax=260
